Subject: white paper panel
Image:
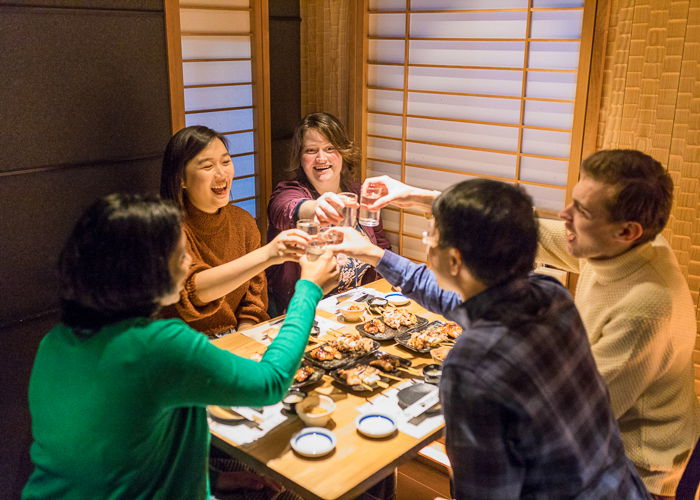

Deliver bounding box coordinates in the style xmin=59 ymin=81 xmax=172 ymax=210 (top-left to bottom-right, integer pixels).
xmin=533 ymin=0 xmax=583 ymax=6
xmin=366 ymin=159 xmax=401 ymax=178
xmin=231 ymin=176 xmax=256 ymax=200
xmin=403 ymin=213 xmax=431 ymax=236
xmin=234 ymin=198 xmax=257 ymax=218
xmin=411 ymin=0 xmax=527 ymax=8
xmin=410 ymin=12 xmax=526 ymax=38
xmin=521 ymin=184 xmax=565 ymax=212
xmin=407 ymin=117 xmax=519 ymax=152
xmin=521 ymin=129 xmax=571 ymax=158
xmin=183 ymin=61 xmax=252 ymax=86
xmin=410 ymin=40 xmax=525 ymax=68
xmin=408 ymin=92 xmax=521 ymax=124
xmin=186 ymin=108 xmax=254 ymax=132
xmin=181 ymin=36 xmax=251 ymax=59
xmin=368 ymin=113 xmax=403 ymax=138
xmin=406 ymin=142 xmax=516 ymax=178
xmin=405 ymin=166 xmax=472 ymax=191
xmin=224 ymin=132 xmax=255 ymax=154
xmin=367 ymin=137 xmax=403 ymax=162
xmin=180 ymin=9 xmax=250 ymax=33
xmin=181 ymin=0 xmax=249 ymax=6
xmin=368 ymin=89 xmax=404 ymax=114
xmin=528 ymin=41 xmax=580 ymax=70
xmin=381 ymin=208 xmax=400 ymax=232
xmin=526 ymin=72 xmax=577 ymax=99
xmin=184 ymin=84 xmax=253 ymax=112
xmin=409 ymin=67 xmax=523 ymax=96
xmin=232 ymin=154 xmax=255 ymax=177
xmin=368 ymin=64 xmax=405 ymax=89
xmin=368 ymin=40 xmax=405 ymax=64
xmin=531 ymin=10 xmax=583 ymax=39
xmin=369 ymin=13 xmax=406 ymax=37
xmin=369 ymin=0 xmax=407 ymax=10
xmin=519 ymin=156 xmax=568 ymax=185
xmin=402 ymin=235 xmax=428 ymax=261
xmin=523 ymin=100 xmax=574 ymax=129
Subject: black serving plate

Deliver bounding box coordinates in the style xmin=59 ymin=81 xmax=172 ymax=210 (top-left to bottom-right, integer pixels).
xmin=395 ymin=321 xmax=448 ymax=354
xmin=290 ymin=362 xmax=325 ymax=390
xmin=355 ymin=320 xmax=398 ymax=341
xmin=304 ymin=339 xmax=380 ymax=370
xmin=328 ymin=364 xmax=393 ymax=392
xmin=381 ymin=313 xmax=428 ymax=333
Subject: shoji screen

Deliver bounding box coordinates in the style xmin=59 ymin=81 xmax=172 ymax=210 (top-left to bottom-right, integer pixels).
xmin=364 ymin=0 xmax=591 ymax=261
xmin=177 ymin=0 xmax=263 ymax=219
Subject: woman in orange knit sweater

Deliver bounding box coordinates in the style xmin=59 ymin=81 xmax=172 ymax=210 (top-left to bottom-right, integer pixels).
xmin=160 ymin=126 xmax=309 ymax=336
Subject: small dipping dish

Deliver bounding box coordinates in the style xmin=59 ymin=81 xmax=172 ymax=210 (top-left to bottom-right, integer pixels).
xmin=291 ymin=427 xmax=336 ymax=457
xmin=339 ymin=302 xmax=365 ymax=322
xmin=422 ymin=364 xmax=443 ymax=384
xmin=282 ymin=389 xmax=306 ymax=414
xmin=367 ymin=297 xmax=388 ymax=314
xmin=385 ymin=293 xmax=410 ymax=307
xmin=355 ymin=412 xmax=398 ymax=438
xmin=296 ymin=394 xmax=336 ymax=427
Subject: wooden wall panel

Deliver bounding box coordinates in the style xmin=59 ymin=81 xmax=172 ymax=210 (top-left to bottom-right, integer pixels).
xmin=595 ymin=0 xmax=700 ymax=397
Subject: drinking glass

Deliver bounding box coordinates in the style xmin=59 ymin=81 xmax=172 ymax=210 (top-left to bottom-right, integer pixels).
xmin=297 ymin=218 xmax=320 ymax=235
xmin=359 ymin=184 xmax=381 ymax=226
xmin=337 ymin=192 xmax=358 ymax=227
xmin=305 ymin=235 xmax=326 ymax=261
xmin=320 ymin=226 xmax=344 ymax=245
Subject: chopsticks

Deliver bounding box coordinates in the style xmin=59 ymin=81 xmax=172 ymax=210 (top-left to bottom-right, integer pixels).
xmin=396 ymin=366 xmax=422 ymax=377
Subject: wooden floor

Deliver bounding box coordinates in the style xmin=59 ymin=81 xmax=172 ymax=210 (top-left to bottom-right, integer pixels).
xmin=396 ymin=457 xmax=450 ymax=500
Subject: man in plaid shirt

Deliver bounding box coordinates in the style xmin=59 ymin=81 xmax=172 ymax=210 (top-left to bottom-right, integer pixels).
xmin=333 ymin=179 xmax=648 ymax=499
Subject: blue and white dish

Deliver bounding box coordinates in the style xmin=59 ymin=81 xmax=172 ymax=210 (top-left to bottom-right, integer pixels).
xmin=385 ymin=293 xmax=410 ymax=307
xmin=290 ymin=427 xmax=336 ymax=457
xmin=355 ymin=412 xmax=398 ymax=438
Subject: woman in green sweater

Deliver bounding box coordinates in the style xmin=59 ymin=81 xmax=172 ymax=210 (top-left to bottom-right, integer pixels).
xmin=22 ymin=193 xmax=338 ymax=500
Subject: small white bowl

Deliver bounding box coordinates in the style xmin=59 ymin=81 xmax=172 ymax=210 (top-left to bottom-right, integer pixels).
xmin=296 ymin=394 xmax=336 ymax=427
xmin=355 ymin=412 xmax=398 ymax=438
xmin=338 ymin=302 xmax=365 ymax=322
xmin=291 ymin=427 xmax=336 ymax=457
xmin=385 ymin=293 xmax=410 ymax=307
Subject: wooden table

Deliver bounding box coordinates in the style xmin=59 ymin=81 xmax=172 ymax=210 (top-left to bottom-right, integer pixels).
xmin=211 ymin=279 xmax=447 ymax=500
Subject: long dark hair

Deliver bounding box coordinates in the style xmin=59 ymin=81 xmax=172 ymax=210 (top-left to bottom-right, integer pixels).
xmin=161 ymin=125 xmax=230 ymax=210
xmin=59 ymin=193 xmax=182 ymax=334
xmin=287 ymin=112 xmax=358 ymax=189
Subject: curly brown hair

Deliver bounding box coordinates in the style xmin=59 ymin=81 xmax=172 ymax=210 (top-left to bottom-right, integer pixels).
xmin=287 ymin=112 xmax=359 ymax=190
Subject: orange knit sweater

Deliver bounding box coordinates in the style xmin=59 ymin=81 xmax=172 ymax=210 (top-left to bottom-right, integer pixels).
xmin=161 ymin=200 xmax=269 ymax=335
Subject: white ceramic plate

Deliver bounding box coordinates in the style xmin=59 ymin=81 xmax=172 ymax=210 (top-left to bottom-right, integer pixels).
xmin=355 ymin=412 xmax=398 ymax=438
xmin=290 ymin=427 xmax=336 ymax=457
xmin=385 ymin=293 xmax=410 ymax=307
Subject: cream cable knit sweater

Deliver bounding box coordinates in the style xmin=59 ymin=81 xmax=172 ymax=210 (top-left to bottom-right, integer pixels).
xmin=537 ymin=218 xmax=698 ymax=496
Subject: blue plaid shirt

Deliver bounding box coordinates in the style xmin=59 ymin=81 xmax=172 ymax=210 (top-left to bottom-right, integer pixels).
xmin=377 ymin=251 xmax=649 ymax=499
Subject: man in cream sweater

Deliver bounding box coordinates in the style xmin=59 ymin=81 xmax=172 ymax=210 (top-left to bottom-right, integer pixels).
xmin=361 ymin=150 xmax=697 ymax=498
xmin=535 ymin=150 xmax=697 ymax=498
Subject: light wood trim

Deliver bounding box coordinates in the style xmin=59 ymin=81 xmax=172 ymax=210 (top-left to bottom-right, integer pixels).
xmin=370 ymin=36 xmax=581 ymax=42
xmin=514 ymin=0 xmax=533 ymax=184
xmin=369 ymin=61 xmax=577 ymax=72
xmin=180 ymin=31 xmax=253 ymax=36
xmin=369 ymin=87 xmax=576 ymax=103
xmin=186 ymin=105 xmax=254 ymax=114
xmin=223 ymin=128 xmax=255 ymax=135
xmin=250 ymin=0 xmax=271 ymax=235
xmin=183 ymin=57 xmax=253 ymax=62
xmin=350 ymin=0 xmax=368 ymax=178
xmin=368 ymin=7 xmax=583 ymax=14
xmin=164 ymin=0 xmax=186 ymax=133
xmin=231 ymin=151 xmax=255 ymax=158
xmin=180 ymin=5 xmax=252 ymax=11
xmin=398 ymin=0 xmax=411 ymax=258
xmin=231 ymin=195 xmax=257 ymax=203
xmin=566 ymin=0 xmax=601 ymax=205
xmin=233 ymin=173 xmax=256 ymax=181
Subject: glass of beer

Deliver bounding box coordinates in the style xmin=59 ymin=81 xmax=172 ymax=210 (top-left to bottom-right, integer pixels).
xmin=337 ymin=192 xmax=358 ymax=227
xmin=297 ymin=218 xmax=320 ymax=235
xmin=359 ymin=184 xmax=382 ymax=226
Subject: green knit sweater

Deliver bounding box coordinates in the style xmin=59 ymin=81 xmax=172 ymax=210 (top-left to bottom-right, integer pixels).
xmin=22 ymin=280 xmax=322 ymax=500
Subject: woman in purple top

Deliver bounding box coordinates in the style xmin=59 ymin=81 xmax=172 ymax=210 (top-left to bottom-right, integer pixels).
xmin=267 ymin=112 xmax=391 ymax=313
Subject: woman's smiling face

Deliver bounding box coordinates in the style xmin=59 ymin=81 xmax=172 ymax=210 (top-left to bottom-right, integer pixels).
xmin=300 ymin=128 xmax=343 ymax=193
xmin=182 ymin=138 xmax=234 ymax=213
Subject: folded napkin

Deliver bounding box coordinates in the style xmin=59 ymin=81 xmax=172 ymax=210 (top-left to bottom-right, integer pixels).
xmin=208 ymin=402 xmax=287 ymax=445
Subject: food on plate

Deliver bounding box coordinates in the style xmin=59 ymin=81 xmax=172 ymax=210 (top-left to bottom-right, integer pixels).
xmin=294 ymin=365 xmax=316 ymax=383
xmin=431 ymin=345 xmax=452 ymax=363
xmin=368 ymin=353 xmax=402 ymax=372
xmin=382 ymin=308 xmax=417 ymax=329
xmin=406 ymin=325 xmax=448 ymax=350
xmin=309 ymin=344 xmax=343 ymax=361
xmin=344 ymin=303 xmax=363 ymax=312
xmin=363 ymin=319 xmax=386 ymax=334
xmin=333 ymin=332 xmax=375 ymax=354
xmin=439 ymin=321 xmax=462 ymax=339
xmin=337 ymin=365 xmax=382 ymax=386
